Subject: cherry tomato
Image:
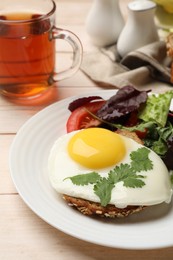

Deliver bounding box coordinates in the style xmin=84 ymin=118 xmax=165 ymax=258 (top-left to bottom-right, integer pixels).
xmin=125 ymin=111 xmax=139 ymax=127
xmin=66 ymin=100 xmax=106 ymax=133
xmin=135 ymin=129 xmax=148 ymax=139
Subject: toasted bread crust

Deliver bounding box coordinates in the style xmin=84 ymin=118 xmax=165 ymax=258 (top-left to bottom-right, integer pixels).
xmin=63 ymin=195 xmax=146 ymax=218
xmin=62 ymin=130 xmax=146 ymax=218
xmin=116 ymin=129 xmax=143 ymax=145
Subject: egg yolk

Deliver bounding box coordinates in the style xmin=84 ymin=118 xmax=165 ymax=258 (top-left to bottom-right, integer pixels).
xmin=67 ymin=128 xmax=126 ymax=169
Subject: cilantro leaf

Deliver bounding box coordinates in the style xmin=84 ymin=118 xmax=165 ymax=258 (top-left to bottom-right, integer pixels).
xmin=94 ymin=178 xmax=115 ymax=207
xmin=108 ymin=165 xmax=146 ymax=189
xmin=130 ymin=147 xmax=153 ymax=172
xmin=123 ymin=174 xmax=146 ymax=188
xmin=65 ymin=172 xmax=101 ymax=186
xmin=108 ymin=164 xmax=133 ymax=183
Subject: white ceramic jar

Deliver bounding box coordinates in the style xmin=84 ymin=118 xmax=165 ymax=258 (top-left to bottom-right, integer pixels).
xmin=117 ymin=0 xmax=159 ymax=57
xmin=86 ymin=0 xmax=124 ymax=47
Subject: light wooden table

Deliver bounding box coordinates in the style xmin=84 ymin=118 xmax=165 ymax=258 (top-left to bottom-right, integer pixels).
xmin=1 ymin=1 xmax=173 ymax=259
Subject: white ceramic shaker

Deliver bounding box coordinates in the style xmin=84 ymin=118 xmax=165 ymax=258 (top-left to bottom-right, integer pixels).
xmin=86 ymin=0 xmax=125 ymax=47
xmin=117 ymin=0 xmax=159 ymax=57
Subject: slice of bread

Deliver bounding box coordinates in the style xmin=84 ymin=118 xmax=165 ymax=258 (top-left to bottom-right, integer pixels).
xmin=63 ymin=194 xmax=146 ymax=218
xmin=62 ymin=130 xmax=146 ymax=218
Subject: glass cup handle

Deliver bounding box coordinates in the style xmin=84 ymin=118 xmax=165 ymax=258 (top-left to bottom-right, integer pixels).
xmin=51 ymin=27 xmax=83 ymax=81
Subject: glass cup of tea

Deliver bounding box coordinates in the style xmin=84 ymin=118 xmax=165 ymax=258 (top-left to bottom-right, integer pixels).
xmin=0 ymin=0 xmax=83 ymax=99
xmin=153 ymin=0 xmax=173 ymax=38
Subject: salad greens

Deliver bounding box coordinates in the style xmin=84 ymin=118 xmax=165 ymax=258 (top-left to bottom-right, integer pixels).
xmin=68 ymin=85 xmax=173 ymax=170
xmin=138 ymin=91 xmax=173 ymax=128
xmin=96 ymin=85 xmax=148 ymax=122
xmin=95 ymin=86 xmax=173 ymax=170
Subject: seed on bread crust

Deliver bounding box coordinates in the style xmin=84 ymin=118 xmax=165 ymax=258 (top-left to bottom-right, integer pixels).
xmin=63 ymin=195 xmax=146 ymax=218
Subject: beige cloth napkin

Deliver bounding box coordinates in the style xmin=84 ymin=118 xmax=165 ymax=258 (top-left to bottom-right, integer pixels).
xmin=81 ymin=41 xmax=173 ymax=92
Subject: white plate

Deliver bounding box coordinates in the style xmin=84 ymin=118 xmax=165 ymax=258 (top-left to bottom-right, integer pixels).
xmin=9 ymin=90 xmax=173 ymax=250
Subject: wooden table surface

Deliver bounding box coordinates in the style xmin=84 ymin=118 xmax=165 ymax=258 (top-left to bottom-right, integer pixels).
xmin=1 ymin=0 xmax=173 ymax=259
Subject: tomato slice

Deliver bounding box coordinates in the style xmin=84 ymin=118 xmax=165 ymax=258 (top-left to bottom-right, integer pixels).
xmin=135 ymin=129 xmax=148 ymax=139
xmin=66 ymin=100 xmax=106 ymax=133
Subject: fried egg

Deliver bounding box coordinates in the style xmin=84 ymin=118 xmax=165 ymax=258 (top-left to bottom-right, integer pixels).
xmin=48 ymin=128 xmax=172 ymax=208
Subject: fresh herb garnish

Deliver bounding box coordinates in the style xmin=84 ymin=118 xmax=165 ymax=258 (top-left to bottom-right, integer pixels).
xmin=130 ymin=147 xmax=153 ymax=171
xmin=64 ymin=172 xmax=101 ymax=186
xmin=64 ymin=147 xmax=152 ymax=206
xmin=94 ymin=178 xmax=114 ymax=207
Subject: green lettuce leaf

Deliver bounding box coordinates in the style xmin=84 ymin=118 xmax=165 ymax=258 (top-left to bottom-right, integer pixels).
xmin=138 ymin=91 xmax=173 ymax=127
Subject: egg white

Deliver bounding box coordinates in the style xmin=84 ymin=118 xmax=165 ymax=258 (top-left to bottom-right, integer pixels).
xmin=48 ymin=130 xmax=172 ymax=208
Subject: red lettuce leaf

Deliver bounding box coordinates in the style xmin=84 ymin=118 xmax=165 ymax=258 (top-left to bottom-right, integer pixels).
xmin=96 ymin=86 xmax=148 ymax=122
xmin=68 ymin=96 xmax=103 ymax=112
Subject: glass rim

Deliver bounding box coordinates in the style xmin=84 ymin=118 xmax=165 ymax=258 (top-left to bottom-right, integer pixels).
xmin=0 ymin=0 xmax=56 ymax=24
